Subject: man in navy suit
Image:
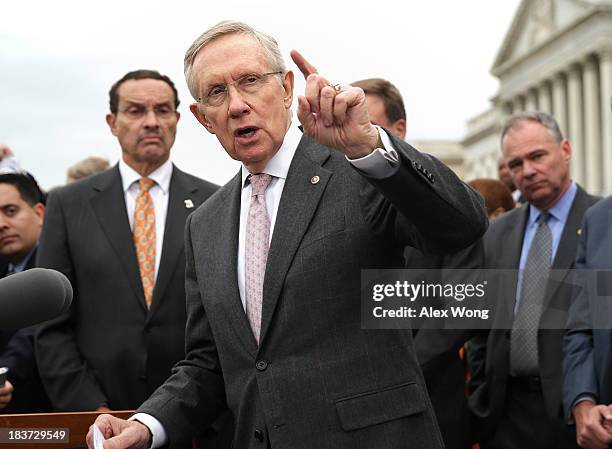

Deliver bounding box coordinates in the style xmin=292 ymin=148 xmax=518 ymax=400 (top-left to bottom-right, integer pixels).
xmin=0 ymin=172 xmax=50 ymax=413
xmin=563 ymin=195 xmax=612 ymax=449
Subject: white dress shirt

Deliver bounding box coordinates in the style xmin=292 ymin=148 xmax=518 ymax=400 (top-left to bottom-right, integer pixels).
xmin=132 ymin=123 xmax=399 ymax=448
xmin=118 ymin=158 xmax=173 ymax=281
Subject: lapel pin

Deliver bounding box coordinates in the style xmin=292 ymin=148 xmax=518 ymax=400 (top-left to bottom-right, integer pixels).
xmin=310 ymin=175 xmax=320 ymax=185
xmin=184 ymin=199 xmax=194 ymax=209
xmin=577 ymin=228 xmax=582 ymax=236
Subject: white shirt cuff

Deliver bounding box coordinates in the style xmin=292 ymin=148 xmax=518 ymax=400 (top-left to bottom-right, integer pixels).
xmin=130 ymin=413 xmax=168 ymax=449
xmin=346 ymin=126 xmax=400 ymax=179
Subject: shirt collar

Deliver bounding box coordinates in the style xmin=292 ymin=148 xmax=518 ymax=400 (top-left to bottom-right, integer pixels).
xmin=8 ymin=244 xmax=37 ymax=273
xmin=119 ymin=158 xmax=173 ymax=194
xmin=527 ymin=181 xmax=577 ymax=226
xmin=241 ymin=122 xmax=302 ymax=188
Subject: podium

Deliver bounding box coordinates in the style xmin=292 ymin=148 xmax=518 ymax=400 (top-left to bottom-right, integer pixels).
xmin=0 ymin=410 xmax=132 ymax=448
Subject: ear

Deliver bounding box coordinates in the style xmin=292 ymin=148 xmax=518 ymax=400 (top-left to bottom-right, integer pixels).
xmin=33 ymin=203 xmax=45 ymax=225
xmin=282 ymin=70 xmax=294 ymax=109
xmin=189 ymin=103 xmax=215 ymax=135
xmin=106 ymin=113 xmax=118 ymax=137
xmin=390 ymin=119 xmax=406 ymax=140
xmin=561 ymin=139 xmax=572 ymax=163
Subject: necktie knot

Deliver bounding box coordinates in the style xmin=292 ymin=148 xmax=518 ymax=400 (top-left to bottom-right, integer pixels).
xmin=537 ymin=211 xmax=551 ymax=225
xmin=139 ymin=178 xmax=155 ymax=192
xmin=249 ymin=174 xmax=272 ymax=197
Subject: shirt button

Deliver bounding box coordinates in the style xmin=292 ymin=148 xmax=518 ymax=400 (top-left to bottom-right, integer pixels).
xmin=254 ymin=429 xmax=264 ymax=442
xmin=256 ymin=360 xmax=268 ymax=371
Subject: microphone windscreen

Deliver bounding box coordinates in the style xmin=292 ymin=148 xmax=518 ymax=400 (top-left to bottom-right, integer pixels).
xmin=0 ymin=268 xmax=73 ymax=330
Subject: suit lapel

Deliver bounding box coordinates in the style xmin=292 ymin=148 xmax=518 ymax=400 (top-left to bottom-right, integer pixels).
xmin=217 ymin=172 xmax=260 ymax=356
xmin=259 ymin=137 xmax=332 ymax=347
xmin=90 ymin=166 xmax=147 ymax=311
xmin=148 ymin=167 xmax=197 ymax=317
xmin=543 ymin=186 xmax=590 ymax=308
xmin=501 ymin=206 xmax=529 ymax=321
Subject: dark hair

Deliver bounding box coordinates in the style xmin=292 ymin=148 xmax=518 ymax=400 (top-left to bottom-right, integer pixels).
xmin=350 ymin=78 xmax=406 ymax=123
xmin=468 ymin=178 xmax=515 ymax=216
xmin=109 ymin=69 xmax=180 ymax=113
xmin=0 ymin=172 xmax=46 ymax=206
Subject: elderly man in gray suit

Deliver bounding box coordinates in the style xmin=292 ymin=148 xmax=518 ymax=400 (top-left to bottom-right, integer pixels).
xmin=87 ymin=21 xmax=487 ymax=449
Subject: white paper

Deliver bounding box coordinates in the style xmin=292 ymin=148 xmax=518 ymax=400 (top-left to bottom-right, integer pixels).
xmin=93 ymin=425 xmax=106 ymax=449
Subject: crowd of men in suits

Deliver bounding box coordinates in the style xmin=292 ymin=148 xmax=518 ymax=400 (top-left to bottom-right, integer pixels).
xmin=0 ymin=19 xmax=611 ymax=449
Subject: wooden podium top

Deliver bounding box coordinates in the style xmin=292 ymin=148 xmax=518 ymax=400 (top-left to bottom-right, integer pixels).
xmin=0 ymin=410 xmax=133 ymax=449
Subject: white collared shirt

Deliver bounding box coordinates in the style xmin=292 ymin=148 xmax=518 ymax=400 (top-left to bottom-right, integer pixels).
xmin=118 ymin=158 xmax=173 ymax=280
xmin=236 ymin=123 xmax=398 ymax=310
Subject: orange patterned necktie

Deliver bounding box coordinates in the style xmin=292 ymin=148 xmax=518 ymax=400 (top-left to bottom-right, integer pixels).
xmin=133 ymin=178 xmax=156 ymax=308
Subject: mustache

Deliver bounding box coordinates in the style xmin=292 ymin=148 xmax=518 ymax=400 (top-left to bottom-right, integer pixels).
xmin=137 ymin=131 xmax=163 ymax=141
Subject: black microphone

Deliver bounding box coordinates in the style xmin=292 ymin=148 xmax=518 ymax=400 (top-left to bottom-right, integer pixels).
xmin=0 ymin=268 xmax=73 ymax=330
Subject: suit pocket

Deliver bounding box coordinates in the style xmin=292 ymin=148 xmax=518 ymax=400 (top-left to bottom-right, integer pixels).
xmin=335 ymin=381 xmax=426 ymax=431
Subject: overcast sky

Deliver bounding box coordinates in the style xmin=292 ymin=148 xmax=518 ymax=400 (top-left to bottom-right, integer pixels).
xmin=2 ymin=0 xmax=521 ymax=190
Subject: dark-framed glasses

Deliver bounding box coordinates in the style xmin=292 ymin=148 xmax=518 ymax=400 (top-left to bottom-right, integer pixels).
xmin=197 ymin=71 xmax=283 ymax=107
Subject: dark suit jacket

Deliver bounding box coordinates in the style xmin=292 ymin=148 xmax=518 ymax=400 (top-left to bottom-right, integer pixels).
xmin=469 ymin=185 xmax=599 ymax=435
xmin=563 ymin=196 xmax=612 ymax=416
xmin=407 ymin=244 xmax=483 ymax=449
xmin=35 ymin=165 xmax=218 ymax=412
xmin=0 ymin=250 xmax=52 ymax=413
xmin=137 ymin=130 xmax=488 ymax=449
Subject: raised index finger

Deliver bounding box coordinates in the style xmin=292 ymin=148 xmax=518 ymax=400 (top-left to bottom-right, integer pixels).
xmin=290 ymin=49 xmax=318 ymax=79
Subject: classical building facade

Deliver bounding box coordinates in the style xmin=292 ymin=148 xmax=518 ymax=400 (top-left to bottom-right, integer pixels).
xmin=463 ymin=0 xmax=612 ymax=195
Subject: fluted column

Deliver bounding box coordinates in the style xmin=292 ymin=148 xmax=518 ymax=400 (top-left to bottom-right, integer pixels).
xmin=599 ymin=48 xmax=612 ymax=194
xmin=525 ymin=89 xmax=538 ymax=111
xmin=552 ymin=73 xmax=568 ymax=138
xmin=513 ymin=95 xmax=525 ymax=114
xmin=567 ymin=64 xmax=584 ymax=185
xmin=538 ymin=82 xmax=552 ymax=114
xmin=583 ymin=56 xmax=601 ymax=194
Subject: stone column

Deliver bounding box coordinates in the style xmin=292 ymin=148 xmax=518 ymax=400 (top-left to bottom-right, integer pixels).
xmin=552 ymin=73 xmax=568 ymax=139
xmin=567 ymin=64 xmax=584 ymax=185
xmin=513 ymin=95 xmax=525 ymax=113
xmin=599 ymin=48 xmax=612 ymax=194
xmin=525 ymin=89 xmax=538 ymax=111
xmin=583 ymin=56 xmax=601 ymax=194
xmin=538 ymin=81 xmax=552 ymax=114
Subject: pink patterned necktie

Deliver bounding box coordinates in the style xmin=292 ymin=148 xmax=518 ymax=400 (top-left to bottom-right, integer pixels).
xmin=245 ymin=173 xmax=273 ymax=343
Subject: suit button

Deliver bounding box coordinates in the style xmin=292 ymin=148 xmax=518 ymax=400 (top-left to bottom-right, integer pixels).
xmin=138 ymin=375 xmax=147 ymax=381
xmin=256 ymin=360 xmax=268 ymax=371
xmin=254 ymin=429 xmax=264 ymax=442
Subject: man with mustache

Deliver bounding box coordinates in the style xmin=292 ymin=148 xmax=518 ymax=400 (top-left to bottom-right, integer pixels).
xmin=35 ymin=70 xmax=226 ymax=447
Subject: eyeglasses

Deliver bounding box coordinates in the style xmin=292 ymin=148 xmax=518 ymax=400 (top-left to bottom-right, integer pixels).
xmin=197 ymin=71 xmax=283 ymax=107
xmin=118 ymin=104 xmax=177 ymax=121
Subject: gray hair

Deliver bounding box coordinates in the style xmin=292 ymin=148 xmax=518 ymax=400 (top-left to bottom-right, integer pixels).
xmin=500 ymin=111 xmax=564 ymax=147
xmin=184 ymin=20 xmax=286 ymax=100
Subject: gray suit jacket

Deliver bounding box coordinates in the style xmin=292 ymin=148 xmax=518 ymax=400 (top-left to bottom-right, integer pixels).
xmin=563 ymin=195 xmax=612 ymax=416
xmin=35 ymin=165 xmax=218 ymax=411
xmin=469 ymin=185 xmax=599 ymax=433
xmin=138 ymin=131 xmax=488 ymax=449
